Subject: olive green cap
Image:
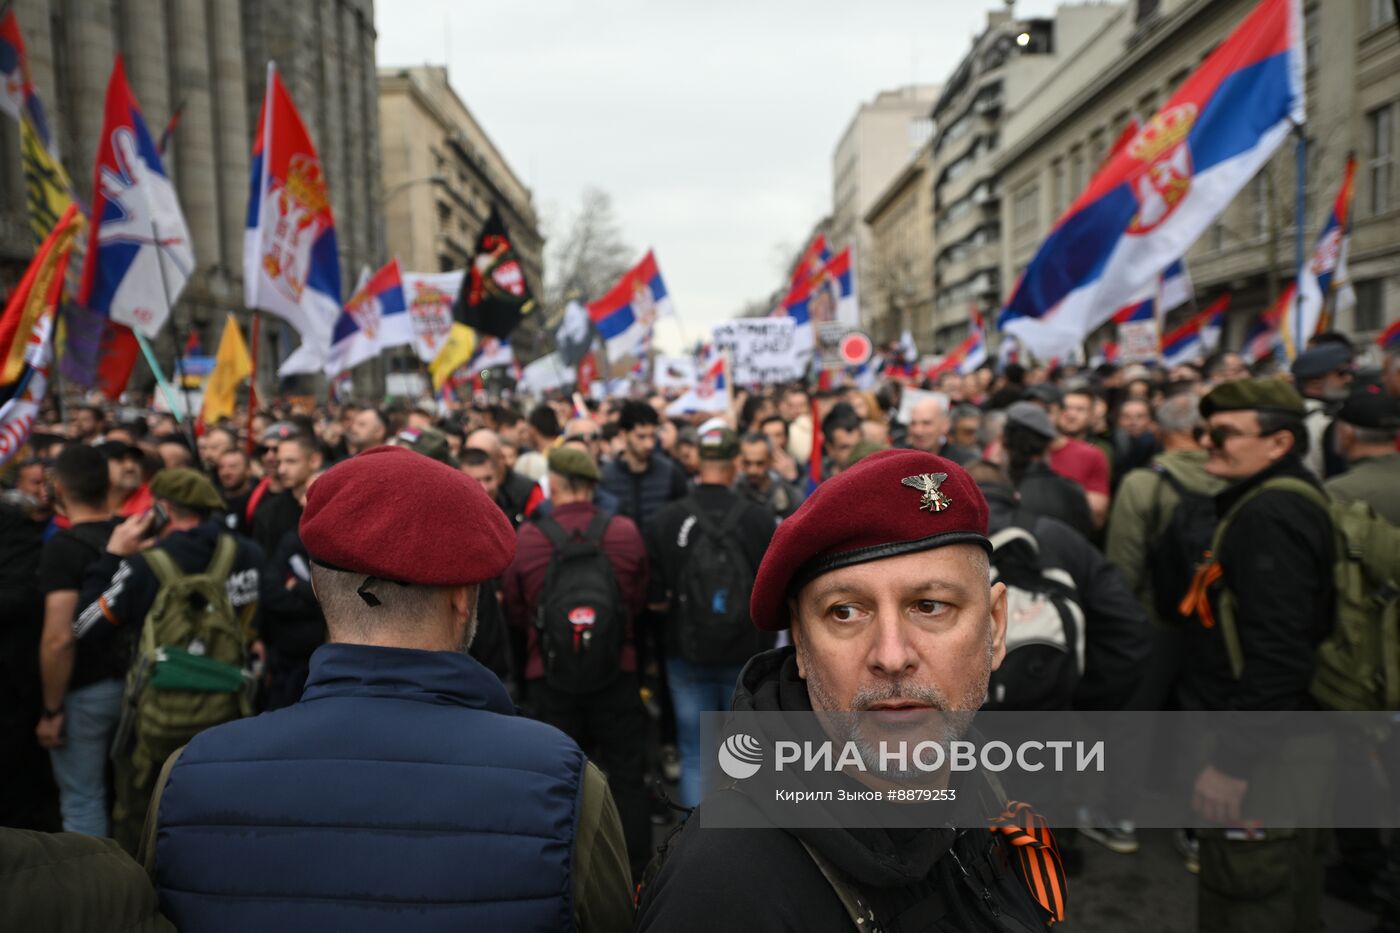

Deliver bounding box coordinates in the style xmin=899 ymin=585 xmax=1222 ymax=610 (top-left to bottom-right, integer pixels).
xmin=698 ymin=426 xmax=740 ymax=460
xmin=547 ymin=445 xmax=601 ymax=482
xmin=149 ymin=468 xmax=225 ymax=511
xmin=847 ymin=439 xmax=889 ymax=466
xmin=393 ymin=427 xmax=458 ymax=468
xmin=1200 ymin=378 xmax=1306 ymax=419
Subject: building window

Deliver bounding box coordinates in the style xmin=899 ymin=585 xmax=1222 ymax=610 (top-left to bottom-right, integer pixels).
xmin=1368 ymin=104 xmax=1395 ymax=215
xmin=1354 ymin=280 xmax=1384 ymax=332
xmin=1068 ymin=147 xmax=1085 ymax=202
xmin=1371 ymin=0 xmax=1397 ymax=29
xmin=1251 ymin=173 xmax=1270 ymax=238
xmin=1013 ymin=183 xmax=1039 ymax=238
xmin=1051 ymin=159 xmax=1065 ymax=215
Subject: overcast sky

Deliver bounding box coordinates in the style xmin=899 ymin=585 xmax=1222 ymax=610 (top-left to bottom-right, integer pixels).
xmin=376 ymin=0 xmax=1064 ymax=353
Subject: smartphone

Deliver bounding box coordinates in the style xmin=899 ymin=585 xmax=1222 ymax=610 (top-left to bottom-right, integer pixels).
xmin=148 ymin=502 xmax=170 ymax=537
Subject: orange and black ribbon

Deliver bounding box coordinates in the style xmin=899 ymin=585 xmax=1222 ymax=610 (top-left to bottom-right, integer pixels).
xmin=1179 ymin=554 xmax=1223 ymax=629
xmin=989 ymin=801 xmax=1066 ymax=924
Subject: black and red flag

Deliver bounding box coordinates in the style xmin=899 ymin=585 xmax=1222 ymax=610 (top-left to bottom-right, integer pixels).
xmin=453 ymin=205 xmax=534 ymax=339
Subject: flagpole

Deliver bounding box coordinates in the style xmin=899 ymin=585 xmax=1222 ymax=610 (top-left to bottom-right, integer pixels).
xmin=1293 ymin=123 xmax=1308 ymax=358
xmin=246 ymin=311 xmax=261 ymax=455
xmin=147 ymin=217 xmax=199 ymax=446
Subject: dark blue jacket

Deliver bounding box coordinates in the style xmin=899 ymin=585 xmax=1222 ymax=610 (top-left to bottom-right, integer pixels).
xmin=600 ymin=453 xmax=688 ymax=534
xmin=152 ymin=643 xmax=587 ymax=932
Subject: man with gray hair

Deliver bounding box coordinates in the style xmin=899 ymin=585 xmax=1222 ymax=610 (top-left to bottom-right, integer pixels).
xmin=466 ymin=427 xmax=536 ymax=528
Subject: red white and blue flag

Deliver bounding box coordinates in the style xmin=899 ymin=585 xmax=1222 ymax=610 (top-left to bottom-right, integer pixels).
xmin=0 ymin=9 xmax=52 ymax=148
xmin=466 ymin=333 xmax=516 ymax=374
xmin=1160 ymin=293 xmax=1230 ymax=367
xmin=1286 ymin=156 xmax=1357 ymax=358
xmin=1377 ymin=318 xmax=1400 ymax=352
xmin=244 ymin=62 xmax=341 ymax=372
xmin=1242 ymin=286 xmax=1290 ymax=364
xmin=666 ymin=345 xmax=729 ymax=415
xmin=1000 ymin=0 xmax=1304 ymax=358
xmin=928 ymin=310 xmax=988 ymax=380
xmin=588 ymin=250 xmax=673 ymax=361
xmin=779 ymin=246 xmax=857 ymax=352
xmin=322 ymin=259 xmax=407 ymax=375
xmin=78 ymin=56 xmax=193 ymax=339
xmin=784 ymin=233 xmax=831 ymax=304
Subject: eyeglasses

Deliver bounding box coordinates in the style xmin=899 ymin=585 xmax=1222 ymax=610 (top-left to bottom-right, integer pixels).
xmin=1206 ymin=426 xmax=1266 ymax=447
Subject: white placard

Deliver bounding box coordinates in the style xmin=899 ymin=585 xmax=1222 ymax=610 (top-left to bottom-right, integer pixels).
xmin=710 ymin=317 xmax=803 ymax=385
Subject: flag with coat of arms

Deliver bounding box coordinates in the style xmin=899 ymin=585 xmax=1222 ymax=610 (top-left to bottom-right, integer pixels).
xmin=999 ymin=0 xmax=1304 ymax=359
xmin=244 ymin=62 xmax=342 ymax=374
xmin=588 ymin=250 xmax=674 ymax=362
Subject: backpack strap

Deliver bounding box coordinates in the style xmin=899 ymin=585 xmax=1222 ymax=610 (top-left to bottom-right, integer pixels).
xmin=535 ymin=516 xmax=573 ymax=552
xmin=797 ymin=839 xmax=884 ymax=932
xmin=206 ymin=535 xmax=238 ymax=585
xmin=1190 ymin=475 xmax=1332 ymax=679
xmin=244 ymin=477 xmax=271 ymax=527
xmin=140 ymin=546 xmax=184 ymax=590
xmin=581 ymin=511 xmax=613 ymax=546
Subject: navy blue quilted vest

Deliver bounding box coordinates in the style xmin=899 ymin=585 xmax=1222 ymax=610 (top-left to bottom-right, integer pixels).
xmin=153 ymin=643 xmax=586 ymax=932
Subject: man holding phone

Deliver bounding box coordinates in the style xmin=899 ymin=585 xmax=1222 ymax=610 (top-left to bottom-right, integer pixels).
xmin=72 ymin=468 xmax=265 ymax=852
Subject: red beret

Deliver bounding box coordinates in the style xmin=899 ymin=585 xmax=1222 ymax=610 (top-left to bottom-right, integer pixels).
xmin=750 ymin=449 xmax=990 ymax=631
xmin=300 ymin=445 xmax=515 ymax=586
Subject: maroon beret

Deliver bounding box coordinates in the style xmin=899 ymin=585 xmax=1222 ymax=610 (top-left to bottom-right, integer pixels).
xmin=750 ymin=449 xmax=990 ymax=631
xmin=300 ymin=445 xmax=515 ymax=586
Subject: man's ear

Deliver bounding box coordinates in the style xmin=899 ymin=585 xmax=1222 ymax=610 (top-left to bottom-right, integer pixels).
xmin=787 ymin=603 xmax=806 ymax=681
xmin=987 ymin=582 xmax=1009 ymax=671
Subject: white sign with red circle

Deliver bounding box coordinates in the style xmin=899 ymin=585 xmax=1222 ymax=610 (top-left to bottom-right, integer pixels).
xmin=838 ymin=331 xmax=874 ymax=367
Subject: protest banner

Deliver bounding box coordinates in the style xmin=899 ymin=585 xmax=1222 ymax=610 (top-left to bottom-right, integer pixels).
xmin=710 ymin=317 xmax=803 ymax=385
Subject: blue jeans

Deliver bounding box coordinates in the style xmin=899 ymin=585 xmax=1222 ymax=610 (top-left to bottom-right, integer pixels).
xmin=49 ymin=678 xmax=124 ymax=836
xmin=666 ymin=657 xmax=745 ymax=807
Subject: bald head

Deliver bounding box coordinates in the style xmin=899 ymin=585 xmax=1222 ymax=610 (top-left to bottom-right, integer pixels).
xmin=906 ymin=396 xmax=949 ymax=453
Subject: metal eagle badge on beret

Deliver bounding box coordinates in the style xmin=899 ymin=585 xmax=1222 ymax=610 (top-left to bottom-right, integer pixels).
xmin=902 ymin=472 xmax=952 ymax=513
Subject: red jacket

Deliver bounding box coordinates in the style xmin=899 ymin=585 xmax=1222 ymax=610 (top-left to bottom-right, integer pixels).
xmin=503 ymin=502 xmax=649 ymax=680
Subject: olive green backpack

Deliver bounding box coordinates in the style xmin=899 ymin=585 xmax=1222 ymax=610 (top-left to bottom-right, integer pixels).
xmin=112 ymin=535 xmax=255 ymax=788
xmin=1207 ymin=477 xmax=1400 ymax=711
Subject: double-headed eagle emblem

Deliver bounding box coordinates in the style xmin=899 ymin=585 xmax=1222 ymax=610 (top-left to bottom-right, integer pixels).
xmin=902 ymin=473 xmax=952 ymax=513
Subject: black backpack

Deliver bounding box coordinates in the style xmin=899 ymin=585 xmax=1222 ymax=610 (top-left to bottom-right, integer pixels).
xmin=672 ymin=498 xmax=760 ymax=666
xmin=984 ymin=516 xmax=1085 ymax=711
xmin=1145 ymin=466 xmax=1218 ymax=626
xmin=534 ymin=514 xmax=628 ymax=694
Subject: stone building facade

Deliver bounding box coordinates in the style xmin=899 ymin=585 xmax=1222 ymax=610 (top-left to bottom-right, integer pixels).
xmin=0 ymin=0 xmax=385 ymax=395
xmin=863 ymin=141 xmax=933 ymax=348
xmin=995 ymin=0 xmax=1400 ymax=354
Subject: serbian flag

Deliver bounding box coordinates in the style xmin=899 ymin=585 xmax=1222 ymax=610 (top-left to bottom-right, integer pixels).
xmin=1377 ymin=318 xmax=1400 ymax=351
xmin=666 ymin=347 xmax=729 ymax=415
xmin=1161 ymin=294 xmax=1231 ymax=366
xmin=928 ymin=310 xmax=988 ymax=380
xmin=1099 ymin=116 xmax=1140 ymax=172
xmin=79 ymin=56 xmax=194 ymax=339
xmin=244 ymin=62 xmax=341 ymax=370
xmin=322 ymin=259 xmax=407 ymax=375
xmin=588 ymin=250 xmax=673 ymax=361
xmin=780 ymin=247 xmax=857 ymax=353
xmin=1242 ymin=286 xmax=1290 ymax=364
xmin=784 ymin=233 xmax=831 ymax=303
xmin=1285 ymin=156 xmax=1357 ymax=358
xmin=1000 ymin=0 xmax=1304 ymax=359
xmin=403 ymin=270 xmax=464 ymax=362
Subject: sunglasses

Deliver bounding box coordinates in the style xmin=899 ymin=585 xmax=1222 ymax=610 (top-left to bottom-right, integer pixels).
xmin=1206 ymin=426 xmax=1268 ymax=446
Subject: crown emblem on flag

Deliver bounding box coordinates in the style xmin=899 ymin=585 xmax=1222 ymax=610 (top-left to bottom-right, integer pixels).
xmin=1128 ymin=104 xmax=1197 ymax=163
xmin=284 ymin=153 xmax=330 ymax=219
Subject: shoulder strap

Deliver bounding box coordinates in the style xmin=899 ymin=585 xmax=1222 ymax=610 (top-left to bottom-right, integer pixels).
xmin=140 ymin=743 xmax=186 ymax=877
xmin=535 ymin=516 xmax=572 ymax=551
xmin=989 ymin=526 xmax=1039 ymax=555
xmin=716 ymin=498 xmax=748 ymax=537
xmin=141 ymin=546 xmax=183 ymax=590
xmin=207 ymin=534 xmax=238 ymax=584
xmin=582 ymin=511 xmax=612 ymax=545
xmin=245 ymin=477 xmax=270 ymax=526
xmin=1210 ymin=475 xmax=1330 ymax=556
xmin=798 ymin=839 xmax=883 ymax=932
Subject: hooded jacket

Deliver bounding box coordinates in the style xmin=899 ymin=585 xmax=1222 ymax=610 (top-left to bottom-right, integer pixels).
xmin=636 ymin=648 xmax=1057 ymax=932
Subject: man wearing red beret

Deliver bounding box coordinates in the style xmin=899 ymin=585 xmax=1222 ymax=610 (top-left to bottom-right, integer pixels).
xmin=636 ymin=450 xmax=1062 ymax=932
xmin=144 ymin=446 xmax=634 ymax=932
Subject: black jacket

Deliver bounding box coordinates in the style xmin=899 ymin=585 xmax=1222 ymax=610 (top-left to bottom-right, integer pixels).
xmin=496 ymin=470 xmax=537 ymax=529
xmin=600 ymin=453 xmax=688 ymax=534
xmin=981 ymin=483 xmax=1152 ymax=711
xmin=1014 ymin=462 xmax=1093 ymax=540
xmin=636 ymin=648 xmax=1056 ymax=932
xmin=1176 ymin=455 xmax=1335 ymax=776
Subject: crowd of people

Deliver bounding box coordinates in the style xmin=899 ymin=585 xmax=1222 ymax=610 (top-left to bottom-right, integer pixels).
xmin=2 ymin=333 xmax=1399 ymax=931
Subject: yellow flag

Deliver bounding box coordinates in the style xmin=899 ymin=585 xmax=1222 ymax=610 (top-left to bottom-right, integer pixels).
xmin=430 ymin=323 xmax=477 ymax=392
xmin=1 ymin=204 xmax=83 ymax=384
xmin=19 ymin=117 xmax=74 ymax=244
xmin=200 ymin=313 xmax=253 ymax=425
